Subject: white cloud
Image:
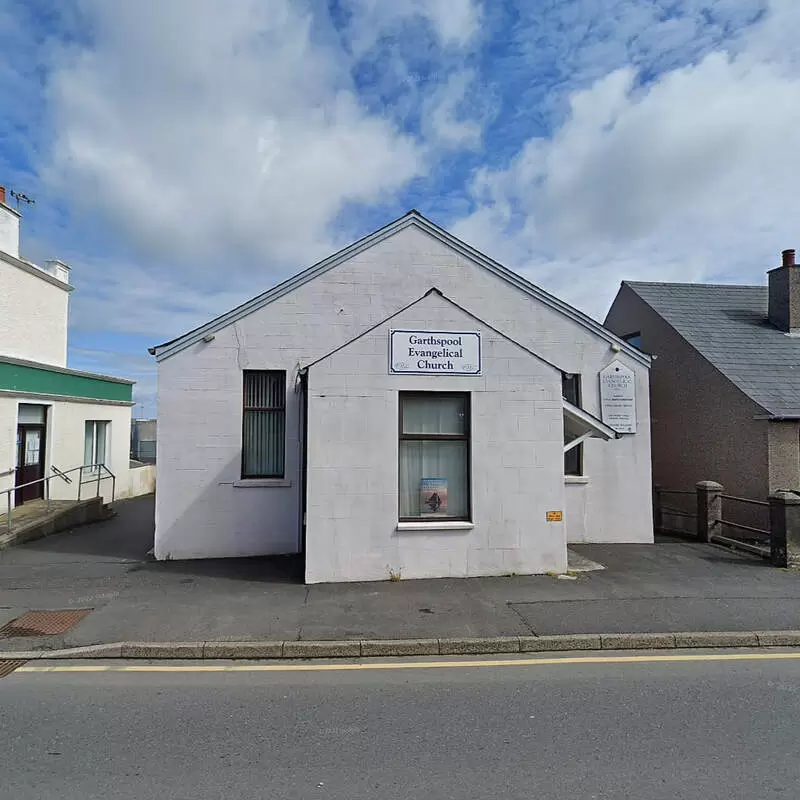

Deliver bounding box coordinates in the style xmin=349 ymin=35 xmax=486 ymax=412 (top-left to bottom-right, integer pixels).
xmin=452 ymin=0 xmax=800 ymax=318
xmin=422 ymin=70 xmax=486 ymax=148
xmin=343 ymin=0 xmax=481 ymax=53
xmin=44 ymin=0 xmax=424 ymax=272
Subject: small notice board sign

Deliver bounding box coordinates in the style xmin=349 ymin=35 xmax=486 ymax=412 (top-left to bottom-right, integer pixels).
xmin=546 ymin=511 xmax=563 ymax=522
xmin=599 ymin=360 xmax=637 ymax=434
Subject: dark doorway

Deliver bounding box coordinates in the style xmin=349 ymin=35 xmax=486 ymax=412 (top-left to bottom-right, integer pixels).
xmin=15 ymin=415 xmax=46 ymax=505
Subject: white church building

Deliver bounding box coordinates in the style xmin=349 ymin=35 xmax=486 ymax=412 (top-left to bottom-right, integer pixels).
xmin=150 ymin=211 xmax=653 ymax=583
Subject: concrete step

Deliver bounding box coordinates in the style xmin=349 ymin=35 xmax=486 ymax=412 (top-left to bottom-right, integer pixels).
xmin=0 ymin=496 xmax=111 ymax=550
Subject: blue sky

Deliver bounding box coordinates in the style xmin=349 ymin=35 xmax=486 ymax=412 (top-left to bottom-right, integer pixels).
xmin=1 ymin=0 xmax=798 ymax=415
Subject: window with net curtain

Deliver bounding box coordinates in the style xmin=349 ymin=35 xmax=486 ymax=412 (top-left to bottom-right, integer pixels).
xmin=84 ymin=420 xmax=109 ymax=473
xmin=242 ymin=371 xmax=286 ymax=478
xmin=399 ymin=393 xmax=470 ymax=520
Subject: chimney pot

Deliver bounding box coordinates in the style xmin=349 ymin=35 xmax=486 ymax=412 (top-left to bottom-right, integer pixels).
xmin=0 ymin=186 xmax=5 ymax=205
xmin=769 ymin=247 xmax=800 ymax=332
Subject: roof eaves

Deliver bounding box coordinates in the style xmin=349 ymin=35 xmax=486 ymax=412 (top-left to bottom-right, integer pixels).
xmin=412 ymin=217 xmax=650 ymax=368
xmin=0 ymin=250 xmax=74 ymax=293
xmin=0 ymin=354 xmax=135 ymax=385
xmin=150 ymin=212 xmax=423 ymax=361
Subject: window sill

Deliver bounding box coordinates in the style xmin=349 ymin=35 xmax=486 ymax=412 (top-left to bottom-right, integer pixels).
xmin=233 ymin=478 xmax=292 ymax=488
xmin=564 ymin=476 xmax=589 ymax=485
xmin=396 ymin=521 xmax=474 ymax=532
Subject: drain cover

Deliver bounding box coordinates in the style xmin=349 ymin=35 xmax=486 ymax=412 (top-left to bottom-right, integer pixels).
xmin=0 ymin=609 xmax=91 ymax=638
xmin=0 ymin=660 xmax=27 ymax=678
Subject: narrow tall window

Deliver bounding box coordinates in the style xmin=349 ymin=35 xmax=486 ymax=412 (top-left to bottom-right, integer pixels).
xmin=84 ymin=421 xmax=110 ymax=472
xmin=399 ymin=393 xmax=470 ymax=521
xmin=242 ymin=371 xmax=286 ymax=479
xmin=562 ymin=374 xmax=582 ymax=476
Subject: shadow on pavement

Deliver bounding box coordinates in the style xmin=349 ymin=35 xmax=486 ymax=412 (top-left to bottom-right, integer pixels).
xmin=131 ymin=553 xmax=305 ymax=584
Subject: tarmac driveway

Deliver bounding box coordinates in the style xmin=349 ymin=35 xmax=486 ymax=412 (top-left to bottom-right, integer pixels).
xmin=2 ymin=495 xmax=800 ymax=648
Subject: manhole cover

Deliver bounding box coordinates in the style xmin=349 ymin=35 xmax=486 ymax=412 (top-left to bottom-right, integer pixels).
xmin=0 ymin=660 xmax=27 ymax=678
xmin=0 ymin=609 xmax=91 ymax=638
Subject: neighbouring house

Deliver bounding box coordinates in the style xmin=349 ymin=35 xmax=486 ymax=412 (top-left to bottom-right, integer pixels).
xmin=605 ymin=248 xmax=800 ymax=530
xmin=0 ymin=185 xmax=155 ymax=511
xmin=150 ymin=211 xmax=653 ymax=583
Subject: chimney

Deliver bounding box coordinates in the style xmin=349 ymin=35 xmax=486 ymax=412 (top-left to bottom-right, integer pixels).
xmin=768 ymin=248 xmax=800 ymax=332
xmin=45 ymin=259 xmax=71 ymax=285
xmin=0 ymin=184 xmax=21 ymax=258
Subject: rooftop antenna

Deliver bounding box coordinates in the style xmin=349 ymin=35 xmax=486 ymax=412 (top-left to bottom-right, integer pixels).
xmin=9 ymin=189 xmax=35 ymax=211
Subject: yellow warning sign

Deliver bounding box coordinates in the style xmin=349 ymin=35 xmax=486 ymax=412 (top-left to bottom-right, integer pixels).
xmin=546 ymin=511 xmax=563 ymax=522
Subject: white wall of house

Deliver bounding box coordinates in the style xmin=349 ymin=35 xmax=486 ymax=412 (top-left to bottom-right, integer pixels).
xmin=0 ymin=396 xmax=135 ymax=508
xmin=155 ymin=223 xmax=653 ymax=564
xmin=0 ymin=255 xmax=70 ymax=367
xmin=0 ymin=200 xmax=20 ymax=259
xmin=0 ymin=395 xmax=18 ymax=507
xmin=305 ymin=292 xmax=567 ymax=583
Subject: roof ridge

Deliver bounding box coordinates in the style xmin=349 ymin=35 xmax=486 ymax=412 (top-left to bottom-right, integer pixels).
xmin=624 ymin=280 xmax=765 ymax=290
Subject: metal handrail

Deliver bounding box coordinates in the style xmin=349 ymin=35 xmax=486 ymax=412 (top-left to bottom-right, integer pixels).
xmin=721 ymin=494 xmax=770 ymax=508
xmin=2 ymin=463 xmax=116 ymax=533
xmin=661 ymin=508 xmax=697 ymax=519
xmin=717 ymin=518 xmax=769 ymax=536
xmin=51 ymin=465 xmax=74 ymax=484
xmin=77 ymin=464 xmax=116 ymax=504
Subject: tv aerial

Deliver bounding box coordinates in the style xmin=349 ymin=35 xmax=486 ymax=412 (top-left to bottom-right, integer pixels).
xmin=9 ymin=189 xmax=35 ymax=210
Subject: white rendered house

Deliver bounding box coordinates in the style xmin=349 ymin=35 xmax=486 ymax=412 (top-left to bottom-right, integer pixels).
xmin=0 ymin=185 xmax=153 ymax=511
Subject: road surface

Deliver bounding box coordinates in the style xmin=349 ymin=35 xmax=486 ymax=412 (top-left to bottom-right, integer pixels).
xmin=2 ymin=651 xmax=799 ymax=799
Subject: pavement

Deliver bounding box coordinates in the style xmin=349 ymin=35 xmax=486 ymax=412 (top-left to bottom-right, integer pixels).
xmin=2 ymin=494 xmax=800 ymax=656
xmin=4 ymin=651 xmax=800 ymax=799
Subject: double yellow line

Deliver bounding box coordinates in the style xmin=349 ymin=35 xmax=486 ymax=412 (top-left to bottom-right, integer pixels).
xmin=16 ymin=651 xmax=800 ymax=674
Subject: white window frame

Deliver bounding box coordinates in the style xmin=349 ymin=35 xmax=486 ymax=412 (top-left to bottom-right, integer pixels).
xmin=84 ymin=420 xmax=110 ymax=473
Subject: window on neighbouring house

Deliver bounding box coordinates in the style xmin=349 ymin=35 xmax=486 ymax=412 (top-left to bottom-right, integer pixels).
xmin=399 ymin=393 xmax=470 ymax=521
xmin=84 ymin=421 xmax=110 ymax=471
xmin=242 ymin=370 xmax=286 ymax=479
xmin=622 ymin=331 xmax=643 ymax=350
xmin=562 ymin=374 xmax=583 ymax=476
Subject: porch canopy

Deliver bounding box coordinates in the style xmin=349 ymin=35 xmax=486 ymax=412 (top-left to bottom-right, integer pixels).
xmin=563 ymin=400 xmax=618 ymax=453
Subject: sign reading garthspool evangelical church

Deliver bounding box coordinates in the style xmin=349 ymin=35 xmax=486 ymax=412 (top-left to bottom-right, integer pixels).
xmin=389 ymin=330 xmax=481 ymax=375
xmin=599 ymin=360 xmax=637 ymax=434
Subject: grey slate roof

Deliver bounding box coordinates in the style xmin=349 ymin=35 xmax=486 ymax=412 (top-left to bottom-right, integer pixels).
xmin=625 ymin=281 xmax=800 ymax=418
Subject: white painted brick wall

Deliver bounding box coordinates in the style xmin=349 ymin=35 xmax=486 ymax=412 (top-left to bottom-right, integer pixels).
xmin=0 ymin=257 xmax=69 ymax=367
xmin=155 ymin=223 xmax=653 ymax=563
xmin=0 ymin=205 xmax=19 ymax=259
xmin=0 ymin=396 xmax=17 ymax=503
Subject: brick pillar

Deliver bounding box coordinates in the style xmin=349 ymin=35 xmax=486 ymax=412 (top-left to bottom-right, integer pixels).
xmin=696 ymin=481 xmax=723 ymax=543
xmin=653 ymin=484 xmax=662 ymax=533
xmin=769 ymin=490 xmax=800 ymax=567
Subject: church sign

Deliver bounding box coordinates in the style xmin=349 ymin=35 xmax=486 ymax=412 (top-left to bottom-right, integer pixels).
xmin=599 ymin=360 xmax=637 ymax=433
xmin=389 ymin=330 xmax=481 ymax=375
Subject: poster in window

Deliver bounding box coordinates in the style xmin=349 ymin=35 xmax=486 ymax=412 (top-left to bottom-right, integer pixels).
xmin=420 ymin=478 xmax=448 ymax=516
